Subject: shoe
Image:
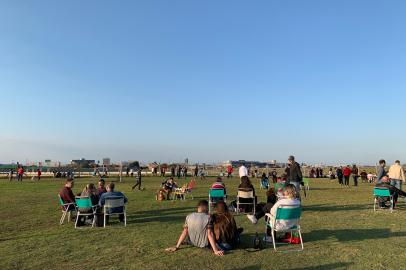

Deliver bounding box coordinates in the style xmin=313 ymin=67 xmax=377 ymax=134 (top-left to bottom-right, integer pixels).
xmin=247 ymin=215 xmax=258 ymax=225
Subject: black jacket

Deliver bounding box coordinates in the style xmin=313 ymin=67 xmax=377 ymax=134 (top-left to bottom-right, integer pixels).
xmin=287 ymin=162 xmax=303 ymax=183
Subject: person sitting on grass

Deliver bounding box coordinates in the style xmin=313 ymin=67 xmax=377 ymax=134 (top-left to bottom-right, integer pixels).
xmin=99 ymin=183 xmax=128 ymax=223
xmin=375 ymin=176 xmax=406 ymax=209
xmin=59 ymin=178 xmax=76 ymax=211
xmin=211 ymin=177 xmax=226 ymax=195
xmin=210 ymin=201 xmax=243 ymax=251
xmin=97 ymin=179 xmax=107 ymax=196
xmin=165 ymin=200 xmax=224 ymax=256
xmin=160 ymin=177 xmax=177 ymax=199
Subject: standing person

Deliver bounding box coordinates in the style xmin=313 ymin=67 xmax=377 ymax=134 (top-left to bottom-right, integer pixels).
xmin=184 ymin=166 xmax=188 ymax=179
xmin=8 ymin=169 xmax=14 ymax=182
xmin=286 ymin=156 xmax=303 ymax=195
xmin=176 ymin=165 xmax=181 ymax=180
xmin=336 ymin=167 xmax=344 ymax=185
xmin=226 ymin=165 xmax=233 ymax=178
xmin=194 ymin=165 xmax=199 ymax=177
xmin=271 ymin=169 xmax=278 ymax=183
xmin=132 ymin=168 xmax=143 ymax=191
xmin=352 ymin=165 xmax=359 ymax=187
xmin=130 ymin=168 xmax=134 ymax=178
xmin=343 ymin=165 xmax=352 ymax=187
xmin=17 ymin=167 xmax=24 ymax=182
xmin=126 ymin=167 xmax=130 ymax=177
xmin=161 ymin=166 xmax=166 ymax=177
xmin=377 ymin=159 xmax=387 ymax=183
xmin=388 ymin=160 xmax=405 ymax=190
xmin=238 ymin=164 xmax=248 ymax=179
xmin=37 ymin=169 xmax=42 ymax=181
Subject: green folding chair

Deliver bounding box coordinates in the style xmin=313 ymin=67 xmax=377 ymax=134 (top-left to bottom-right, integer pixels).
xmin=373 ymin=187 xmax=394 ymax=213
xmin=265 ymin=205 xmax=303 ymax=252
xmin=58 ymin=195 xmax=75 ymax=225
xmin=75 ymin=196 xmax=97 ymax=228
xmin=209 ymin=189 xmax=226 ymax=213
xmin=302 ymin=178 xmax=310 ymax=191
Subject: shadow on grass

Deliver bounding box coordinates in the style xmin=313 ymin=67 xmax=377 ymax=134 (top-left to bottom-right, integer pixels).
xmin=305 ymin=228 xmax=406 ymax=242
xmin=287 ymin=262 xmax=353 ymax=270
xmin=128 ymin=206 xmax=195 ymax=224
xmin=303 ymin=203 xmax=372 ymax=212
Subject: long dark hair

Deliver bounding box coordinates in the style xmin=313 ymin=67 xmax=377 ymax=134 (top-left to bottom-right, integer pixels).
xmin=240 ymin=176 xmax=252 ymax=188
xmin=212 ymin=201 xmax=237 ymax=243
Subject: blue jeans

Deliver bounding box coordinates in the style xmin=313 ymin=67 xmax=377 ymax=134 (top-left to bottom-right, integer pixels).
xmin=390 ymin=179 xmax=402 ymax=190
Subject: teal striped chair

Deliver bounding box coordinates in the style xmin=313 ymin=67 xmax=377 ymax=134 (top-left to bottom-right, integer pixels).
xmin=265 ymin=205 xmax=303 ymax=252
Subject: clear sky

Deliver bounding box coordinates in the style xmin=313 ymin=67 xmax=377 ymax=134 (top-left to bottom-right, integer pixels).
xmin=1 ymin=0 xmax=406 ymax=165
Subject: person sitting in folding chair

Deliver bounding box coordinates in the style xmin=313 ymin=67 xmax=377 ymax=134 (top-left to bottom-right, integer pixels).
xmin=76 ymin=183 xmax=100 ymax=226
xmin=99 ymin=183 xmax=128 ymax=224
xmin=375 ymin=176 xmax=406 ymax=209
xmin=59 ymin=178 xmax=76 ymax=211
xmin=236 ymin=176 xmax=256 ymax=213
xmin=247 ymin=184 xmax=300 ymax=225
xmin=211 ymin=177 xmax=227 ymax=196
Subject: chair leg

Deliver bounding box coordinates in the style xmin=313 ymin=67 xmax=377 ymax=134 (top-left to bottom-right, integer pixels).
xmin=104 ymin=214 xmax=106 ymax=228
xmin=374 ymin=198 xmax=377 ymax=211
xmin=298 ymin=230 xmax=304 ymax=250
xmin=75 ymin=213 xmax=79 ymax=229
xmin=68 ymin=211 xmax=71 ymax=223
xmin=272 ymin=229 xmax=277 ymax=251
xmin=124 ymin=213 xmax=127 ymax=227
xmin=60 ymin=211 xmax=66 ymax=225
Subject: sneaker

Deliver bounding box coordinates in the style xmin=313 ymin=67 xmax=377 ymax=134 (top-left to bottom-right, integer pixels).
xmin=247 ymin=215 xmax=258 ymax=225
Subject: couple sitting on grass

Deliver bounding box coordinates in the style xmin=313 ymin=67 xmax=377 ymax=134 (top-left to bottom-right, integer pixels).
xmin=165 ymin=200 xmax=243 ymax=256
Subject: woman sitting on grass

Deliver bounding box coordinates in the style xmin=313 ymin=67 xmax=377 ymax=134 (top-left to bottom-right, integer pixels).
xmin=210 ymin=201 xmax=243 ymax=251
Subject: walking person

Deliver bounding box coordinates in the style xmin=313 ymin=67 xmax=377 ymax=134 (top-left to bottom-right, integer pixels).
xmin=132 ymin=168 xmax=144 ymax=191
xmin=226 ymin=165 xmax=233 ymax=178
xmin=37 ymin=169 xmax=42 ymax=181
xmin=343 ymin=165 xmax=352 ymax=187
xmin=352 ymin=165 xmax=359 ymax=187
xmin=238 ymin=164 xmax=248 ymax=179
xmin=388 ymin=160 xmax=405 ymax=190
xmin=194 ymin=165 xmax=199 ymax=177
xmin=336 ymin=167 xmax=344 ymax=186
xmin=8 ymin=169 xmax=14 ymax=182
xmin=17 ymin=166 xmax=24 ymax=182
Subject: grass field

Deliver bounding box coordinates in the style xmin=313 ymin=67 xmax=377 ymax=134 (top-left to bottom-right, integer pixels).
xmin=1 ymin=176 xmax=406 ymax=270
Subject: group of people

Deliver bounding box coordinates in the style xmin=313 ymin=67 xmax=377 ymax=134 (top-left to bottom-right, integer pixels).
xmin=59 ymin=178 xmax=128 ymax=226
xmin=8 ymin=167 xmax=41 ymax=182
xmin=165 ymin=155 xmax=304 ymax=255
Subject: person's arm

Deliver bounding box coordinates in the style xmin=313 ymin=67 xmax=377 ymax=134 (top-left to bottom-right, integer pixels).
xmin=297 ymin=164 xmax=303 ymax=181
xmin=401 ymin=168 xmax=406 ymax=182
xmin=165 ymin=228 xmax=188 ymax=252
xmin=207 ymin=228 xmax=224 ymax=256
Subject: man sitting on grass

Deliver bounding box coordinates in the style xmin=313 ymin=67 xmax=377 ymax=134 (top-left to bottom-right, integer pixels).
xmin=165 ymin=200 xmax=224 ymax=256
xmin=375 ymin=176 xmax=406 ymax=209
xmin=99 ymin=183 xmax=128 ymax=223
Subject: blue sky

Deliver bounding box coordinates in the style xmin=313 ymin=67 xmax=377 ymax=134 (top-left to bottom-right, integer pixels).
xmin=1 ymin=0 xmax=406 ymax=165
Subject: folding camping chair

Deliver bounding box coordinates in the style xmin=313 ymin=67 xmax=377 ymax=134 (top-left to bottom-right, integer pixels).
xmin=74 ymin=196 xmax=97 ymax=229
xmin=302 ymin=178 xmax=310 ymax=191
xmin=58 ymin=195 xmax=75 ymax=225
xmin=172 ymin=180 xmax=196 ymax=200
xmin=265 ymin=205 xmax=304 ymax=252
xmin=209 ymin=189 xmax=227 ymax=213
xmin=373 ymin=187 xmax=394 ymax=213
xmin=236 ymin=189 xmax=256 ymax=215
xmin=103 ymin=196 xmax=127 ymax=227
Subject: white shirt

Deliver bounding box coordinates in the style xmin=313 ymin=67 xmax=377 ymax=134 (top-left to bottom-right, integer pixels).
xmin=239 ymin=166 xmax=248 ymax=178
xmin=269 ymin=198 xmax=301 ymax=231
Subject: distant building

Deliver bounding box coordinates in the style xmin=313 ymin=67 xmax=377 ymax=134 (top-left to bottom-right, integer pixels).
xmin=71 ymin=158 xmax=95 ymax=168
xmin=102 ymin=158 xmax=111 ymax=166
xmin=222 ymin=160 xmax=282 ymax=168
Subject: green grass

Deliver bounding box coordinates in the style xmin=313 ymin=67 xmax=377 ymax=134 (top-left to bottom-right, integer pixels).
xmin=1 ymin=176 xmax=406 ymax=270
